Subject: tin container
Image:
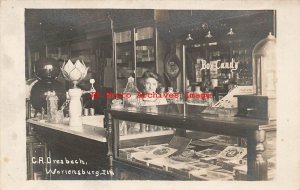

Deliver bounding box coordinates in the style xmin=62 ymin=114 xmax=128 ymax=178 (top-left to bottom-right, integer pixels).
xmin=89 ymin=108 xmax=95 ymax=116
xmin=83 ymin=108 xmax=89 ymax=116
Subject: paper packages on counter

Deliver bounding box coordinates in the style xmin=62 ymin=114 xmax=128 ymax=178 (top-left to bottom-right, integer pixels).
xmin=168 ymin=161 xmax=221 ymax=178
xmin=119 ymin=148 xmax=145 ymax=161
xmin=131 ymin=152 xmax=153 ymax=166
xmin=148 ymin=157 xmax=187 ymax=171
xmin=203 ymin=169 xmax=234 ymax=181
xmin=136 ymin=144 xmax=162 ymax=153
xmin=145 ymin=146 xmax=178 ymax=159
xmin=131 ymin=145 xmax=178 ymax=166
xmin=217 ymin=146 xmax=247 ymax=162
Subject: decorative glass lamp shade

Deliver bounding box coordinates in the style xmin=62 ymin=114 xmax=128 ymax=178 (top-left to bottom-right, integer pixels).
xmin=252 ymin=33 xmax=276 ymax=98
xmin=60 ymin=59 xmax=89 ymax=128
xmin=61 ymin=59 xmax=88 ymax=88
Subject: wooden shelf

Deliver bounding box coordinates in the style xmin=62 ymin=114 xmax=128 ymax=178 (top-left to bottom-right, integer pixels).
xmin=117 ymin=76 xmax=132 ymax=79
xmin=136 ymin=38 xmax=154 ymax=46
xmin=116 ymin=62 xmax=131 ymax=66
xmin=27 ymin=115 xmax=107 ymax=142
xmin=116 ymin=41 xmax=132 ymax=46
xmin=136 ymin=61 xmax=155 ymax=67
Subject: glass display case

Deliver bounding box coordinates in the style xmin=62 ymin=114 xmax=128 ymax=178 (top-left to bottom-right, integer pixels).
xmin=104 ymin=104 xmax=276 ymax=181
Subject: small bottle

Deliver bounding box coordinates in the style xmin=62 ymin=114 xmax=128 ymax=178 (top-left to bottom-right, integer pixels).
xmin=186 ymin=80 xmax=193 ymax=103
xmin=167 ymin=87 xmax=174 ymax=104
xmin=123 ymin=76 xmax=139 ymax=108
xmin=175 ymin=88 xmax=183 ymax=104
xmin=194 ymin=86 xmax=202 ymax=104
xmin=140 ymin=124 xmax=146 ymax=133
xmin=195 ymin=58 xmax=203 ymax=83
xmin=205 ymin=88 xmax=213 ymax=106
xmin=46 ymin=91 xmax=58 ymax=123
xmin=41 ymin=107 xmax=45 ymax=120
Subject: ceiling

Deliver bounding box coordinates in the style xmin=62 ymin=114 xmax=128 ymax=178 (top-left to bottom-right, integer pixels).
xmin=25 ymin=9 xmax=112 ymax=47
xmin=25 ymin=9 xmax=275 ymax=49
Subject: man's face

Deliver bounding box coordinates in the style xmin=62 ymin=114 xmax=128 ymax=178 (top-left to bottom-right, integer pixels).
xmin=144 ymin=77 xmax=158 ymax=93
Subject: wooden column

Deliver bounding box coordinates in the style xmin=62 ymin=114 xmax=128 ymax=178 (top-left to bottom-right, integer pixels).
xmin=247 ymin=129 xmax=268 ymax=180
xmin=104 ymin=110 xmax=114 ymax=170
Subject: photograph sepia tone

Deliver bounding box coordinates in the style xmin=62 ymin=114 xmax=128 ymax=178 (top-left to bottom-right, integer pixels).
xmin=25 ymin=8 xmax=277 ymax=181
xmin=1 ymin=1 xmax=300 ymax=190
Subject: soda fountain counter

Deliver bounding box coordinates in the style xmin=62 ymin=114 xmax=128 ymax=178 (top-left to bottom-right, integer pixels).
xmin=104 ymin=103 xmax=276 ymax=181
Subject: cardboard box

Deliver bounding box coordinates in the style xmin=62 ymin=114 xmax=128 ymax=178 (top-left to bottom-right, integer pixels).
xmin=119 ymin=148 xmax=143 ymax=161
xmin=169 ymin=161 xmax=221 ymax=178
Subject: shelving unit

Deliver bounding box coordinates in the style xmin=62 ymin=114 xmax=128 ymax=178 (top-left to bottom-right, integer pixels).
xmin=113 ymin=25 xmax=159 ymax=93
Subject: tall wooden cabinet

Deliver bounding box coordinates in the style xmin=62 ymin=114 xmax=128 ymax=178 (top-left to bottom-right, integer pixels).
xmin=113 ymin=24 xmax=161 ymax=93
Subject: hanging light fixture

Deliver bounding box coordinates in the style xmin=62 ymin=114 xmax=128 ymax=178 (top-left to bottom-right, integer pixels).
xmin=186 ymin=33 xmax=194 ymax=41
xmin=205 ymin=31 xmax=213 ymax=38
xmin=227 ymin=28 xmax=235 ymax=36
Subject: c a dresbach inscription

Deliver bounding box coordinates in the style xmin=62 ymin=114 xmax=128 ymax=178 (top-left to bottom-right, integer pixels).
xmin=32 ymin=157 xmax=114 ymax=177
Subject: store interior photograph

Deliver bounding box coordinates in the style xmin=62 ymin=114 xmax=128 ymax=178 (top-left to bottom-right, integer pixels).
xmin=25 ymin=9 xmax=276 ymax=181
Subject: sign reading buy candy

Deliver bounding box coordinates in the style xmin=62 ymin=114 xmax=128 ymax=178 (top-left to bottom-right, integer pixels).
xmin=197 ymin=58 xmax=239 ymax=72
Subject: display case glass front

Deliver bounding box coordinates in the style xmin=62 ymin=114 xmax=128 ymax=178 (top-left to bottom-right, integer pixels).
xmin=111 ymin=106 xmax=276 ymax=181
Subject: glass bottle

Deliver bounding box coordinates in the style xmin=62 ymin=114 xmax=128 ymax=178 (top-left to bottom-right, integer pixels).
xmin=123 ymin=76 xmax=139 ymax=108
xmin=210 ymin=60 xmax=219 ymax=89
xmin=193 ymin=86 xmax=202 ymax=104
xmin=175 ymin=88 xmax=183 ymax=104
xmin=46 ymin=91 xmax=58 ymax=123
xmin=195 ymin=58 xmax=203 ymax=83
xmin=167 ymin=87 xmax=174 ymax=104
xmin=205 ymin=88 xmax=213 ymax=106
xmin=186 ymin=79 xmax=193 ymax=103
xmin=160 ymin=87 xmax=165 ymax=94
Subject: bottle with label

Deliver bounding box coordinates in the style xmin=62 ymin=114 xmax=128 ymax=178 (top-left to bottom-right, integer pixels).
xmin=194 ymin=86 xmax=203 ymax=104
xmin=210 ymin=60 xmax=219 ymax=89
xmin=159 ymin=87 xmax=165 ymax=95
xmin=195 ymin=58 xmax=203 ymax=83
xmin=46 ymin=91 xmax=58 ymax=123
xmin=205 ymin=88 xmax=213 ymax=106
xmin=186 ymin=79 xmax=193 ymax=103
xmin=123 ymin=76 xmax=139 ymax=108
xmin=175 ymin=88 xmax=183 ymax=104
xmin=167 ymin=87 xmax=174 ymax=104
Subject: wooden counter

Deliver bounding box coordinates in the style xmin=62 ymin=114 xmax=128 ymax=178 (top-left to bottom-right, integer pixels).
xmin=27 ymin=115 xmax=106 ymax=142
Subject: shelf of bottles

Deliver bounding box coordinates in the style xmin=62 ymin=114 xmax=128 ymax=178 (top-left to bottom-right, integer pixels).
xmin=114 ymin=26 xmax=157 ymax=94
xmin=135 ymin=26 xmax=156 ymax=79
xmin=115 ymin=30 xmax=134 ymax=93
xmin=185 ymin=38 xmax=253 ymax=103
